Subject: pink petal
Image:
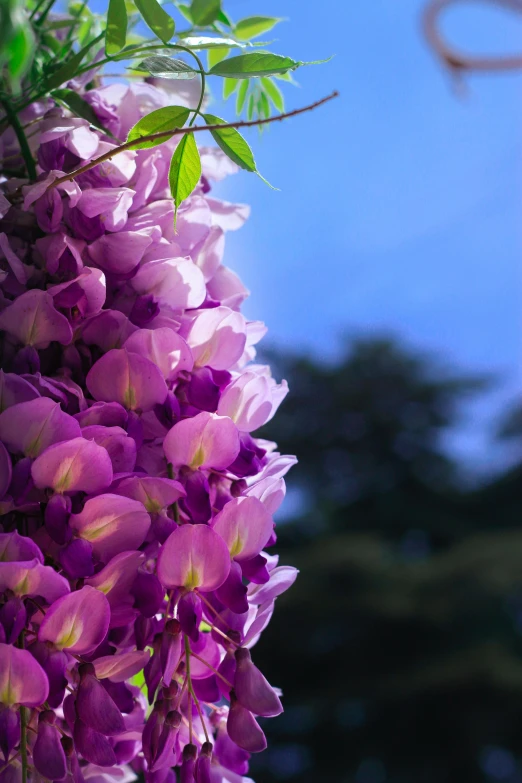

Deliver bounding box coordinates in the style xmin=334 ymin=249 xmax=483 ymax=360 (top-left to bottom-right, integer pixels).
xmin=69 ymin=494 xmax=150 ymax=562
xmin=124 ymin=327 xmax=193 ymax=381
xmin=186 ymin=306 xmax=246 ymax=371
xmin=0 ymin=397 xmax=81 ymax=458
xmin=157 ymin=524 xmax=230 ymax=592
xmin=0 ymin=643 xmax=49 ymax=707
xmin=0 ymin=290 xmax=72 ymax=348
xmin=0 ymin=559 xmax=70 ymax=603
xmin=163 ymin=411 xmax=240 ymax=471
xmin=31 ymin=437 xmax=113 ymax=494
xmin=85 ymin=550 xmax=144 ymax=607
xmin=86 ymin=348 xmax=168 ymax=412
xmin=131 ymin=257 xmax=206 ymax=310
xmin=212 ymin=497 xmax=273 ymax=562
xmin=93 ymin=650 xmax=150 ymax=682
xmin=38 ymin=586 xmax=110 ymax=653
xmin=114 ymin=475 xmax=185 ymax=512
xmin=88 ymin=230 xmax=152 ymax=276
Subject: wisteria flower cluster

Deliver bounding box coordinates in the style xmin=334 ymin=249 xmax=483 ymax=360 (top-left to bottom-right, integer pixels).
xmin=0 ymin=74 xmax=299 ymax=783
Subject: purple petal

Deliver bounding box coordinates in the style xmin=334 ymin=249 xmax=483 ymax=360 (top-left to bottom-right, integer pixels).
xmin=186 ymin=306 xmax=246 ymax=371
xmin=163 ymin=411 xmax=240 ymax=471
xmin=0 ymin=443 xmax=11 ymax=499
xmin=0 ymin=370 xmax=40 ymax=413
xmin=47 ymin=268 xmax=106 ymax=318
xmin=33 ymin=714 xmax=67 ymax=781
xmin=212 ymin=497 xmax=273 ymax=562
xmin=82 ymin=309 xmax=137 ymax=352
xmin=69 ymin=493 xmax=150 ymax=562
xmin=131 ymin=257 xmax=206 ymax=310
xmin=81 ymin=425 xmax=137 ymax=473
xmin=86 ymin=348 xmax=168 ymax=412
xmin=0 ymin=643 xmax=49 ymax=707
xmin=0 ymin=559 xmax=70 ymax=603
xmin=0 ymin=397 xmax=81 ymax=457
xmin=93 ymin=650 xmax=150 ymax=682
xmin=38 ymin=586 xmax=110 ymax=654
xmin=85 ymin=550 xmax=144 ymax=606
xmin=73 ymin=719 xmax=117 ymax=767
xmin=124 ymin=327 xmax=193 ymax=381
xmin=76 ymin=665 xmax=125 ymax=736
xmin=0 ymin=290 xmax=72 ymax=348
xmin=157 ymin=524 xmax=230 ymax=592
xmin=0 ymin=532 xmax=43 ymax=563
xmin=234 ymin=647 xmax=282 ymax=717
xmin=247 ymin=566 xmax=299 ymax=606
xmin=31 ymin=436 xmax=113 ymax=494
xmin=114 ymin=475 xmax=185 ymax=513
xmin=88 ymin=230 xmax=153 ymax=276
xmin=227 ymin=695 xmax=267 ymax=753
xmin=217 ymin=368 xmax=288 ymax=432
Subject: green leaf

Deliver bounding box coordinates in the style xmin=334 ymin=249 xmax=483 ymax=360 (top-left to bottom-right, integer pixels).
xmin=208 ymin=52 xmax=300 ymax=79
xmin=51 ymin=89 xmax=112 ymax=134
xmin=236 ymin=80 xmax=249 ymax=114
xmin=127 ymin=106 xmax=190 ymax=150
xmin=222 ymin=77 xmax=238 ymax=99
xmin=169 ymin=133 xmax=201 ymax=217
xmin=207 ymin=46 xmax=229 ymax=70
xmin=190 ymin=0 xmax=221 ymax=26
xmin=134 ymin=56 xmax=198 ymax=79
xmin=247 ymin=93 xmax=255 ymax=121
xmin=216 ymin=8 xmax=232 ymax=26
xmin=261 ymin=77 xmax=284 ymax=112
xmin=133 ymin=0 xmax=174 ymax=44
xmin=7 ymin=24 xmax=35 ymax=81
xmin=203 ymin=114 xmax=255 ymax=172
xmin=234 ymin=16 xmax=282 ymax=41
xmin=106 ymin=0 xmax=127 ymax=56
xmin=259 ymin=90 xmax=270 ymax=119
xmin=177 ymin=4 xmax=193 ymax=22
xmin=44 ymin=32 xmax=104 ymax=91
xmin=180 ymin=35 xmax=245 ymax=50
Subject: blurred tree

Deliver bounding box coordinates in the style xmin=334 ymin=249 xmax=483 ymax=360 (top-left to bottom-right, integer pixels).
xmin=249 ymin=338 xmax=522 ymax=783
xmin=262 ymin=337 xmax=487 ymax=547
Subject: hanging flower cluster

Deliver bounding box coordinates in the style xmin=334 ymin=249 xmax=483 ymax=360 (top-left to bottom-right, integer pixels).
xmin=0 ymin=77 xmax=298 ymax=783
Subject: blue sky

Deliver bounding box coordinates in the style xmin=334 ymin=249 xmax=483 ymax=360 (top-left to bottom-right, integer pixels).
xmin=204 ymin=0 xmax=522 ymax=475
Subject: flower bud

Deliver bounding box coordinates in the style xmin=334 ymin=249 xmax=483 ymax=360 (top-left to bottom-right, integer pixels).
xmin=234 ymin=647 xmax=282 ymax=717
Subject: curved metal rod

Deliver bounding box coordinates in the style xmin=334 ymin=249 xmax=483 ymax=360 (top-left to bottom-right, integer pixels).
xmin=423 ymin=0 xmax=522 ymax=72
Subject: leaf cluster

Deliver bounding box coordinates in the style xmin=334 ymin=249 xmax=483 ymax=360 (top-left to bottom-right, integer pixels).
xmin=0 ymin=0 xmax=332 ymax=216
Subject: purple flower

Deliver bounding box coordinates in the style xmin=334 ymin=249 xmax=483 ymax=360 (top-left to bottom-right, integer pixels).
xmin=0 ymin=70 xmax=298 ymax=783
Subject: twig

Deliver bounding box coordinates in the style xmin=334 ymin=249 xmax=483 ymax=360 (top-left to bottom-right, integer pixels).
xmin=47 ymin=91 xmax=339 ymax=190
xmin=423 ymin=0 xmax=522 ymax=72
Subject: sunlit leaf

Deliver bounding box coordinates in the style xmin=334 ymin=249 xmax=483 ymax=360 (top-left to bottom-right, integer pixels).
xmin=203 ymin=113 xmax=255 ymax=172
xmin=134 ymin=0 xmax=174 ymax=44
xmin=106 ymin=0 xmax=127 ymax=56
xmin=236 ymin=80 xmax=249 ymax=114
xmin=222 ymin=77 xmax=238 ymax=99
xmin=169 ymin=133 xmax=201 ymax=215
xmin=261 ymin=77 xmax=284 ymax=112
xmin=208 ymin=52 xmax=300 ymax=78
xmin=208 ymin=46 xmax=229 ymax=70
xmin=127 ymin=106 xmax=190 ymax=149
xmin=234 ymin=16 xmax=282 ymax=40
xmin=190 ymin=0 xmax=221 ymax=26
xmin=134 ymin=55 xmax=198 ymax=79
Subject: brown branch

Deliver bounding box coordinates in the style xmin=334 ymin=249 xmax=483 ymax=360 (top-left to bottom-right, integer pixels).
xmin=47 ymin=91 xmax=339 ymax=190
xmin=423 ymin=0 xmax=522 ymax=72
